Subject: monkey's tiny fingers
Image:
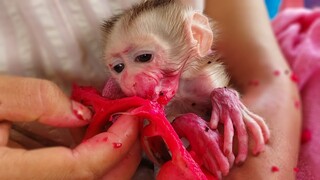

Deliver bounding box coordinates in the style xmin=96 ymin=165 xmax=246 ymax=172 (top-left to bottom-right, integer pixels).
xmin=230 ymin=109 xmax=248 ymax=165
xmin=210 ymin=102 xmax=220 ymax=129
xmin=242 ymin=110 xmax=265 ymax=155
xmin=241 ymin=103 xmax=270 ymax=143
xmin=221 ymin=112 xmax=234 ymax=156
xmin=227 ymin=152 xmax=235 ymax=167
xmin=206 ymin=143 xmax=230 ymax=176
xmin=202 ymin=148 xmax=225 ymax=177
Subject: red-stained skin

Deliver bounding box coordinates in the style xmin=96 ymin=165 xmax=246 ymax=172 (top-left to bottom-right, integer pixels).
xmin=72 ymin=85 xmax=217 ymax=180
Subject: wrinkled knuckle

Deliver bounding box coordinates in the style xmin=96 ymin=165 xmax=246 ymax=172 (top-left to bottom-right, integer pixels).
xmin=38 ymin=80 xmax=61 ymax=99
xmin=37 ymin=80 xmax=63 ymax=110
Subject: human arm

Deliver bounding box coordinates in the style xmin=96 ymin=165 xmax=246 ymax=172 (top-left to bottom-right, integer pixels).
xmin=0 ymin=76 xmax=141 ymax=179
xmin=205 ymin=0 xmax=302 ymax=179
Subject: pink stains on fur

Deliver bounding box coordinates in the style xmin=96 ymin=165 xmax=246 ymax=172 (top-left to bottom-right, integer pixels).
xmin=301 ymin=129 xmax=312 ymax=144
xmin=271 ymin=166 xmax=280 ymax=172
xmin=113 ymin=142 xmax=122 ymax=148
xmin=157 ymin=91 xmax=172 ymax=105
xmin=132 ymin=73 xmax=158 ymax=100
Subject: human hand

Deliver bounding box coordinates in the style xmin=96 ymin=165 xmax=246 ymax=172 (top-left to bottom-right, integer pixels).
xmin=204 ymin=0 xmax=302 ymax=179
xmin=0 ymin=76 xmax=141 ymax=179
xmin=224 ymin=78 xmax=301 ymax=180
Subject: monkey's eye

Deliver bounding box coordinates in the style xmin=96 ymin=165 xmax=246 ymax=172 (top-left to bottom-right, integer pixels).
xmin=113 ymin=63 xmax=125 ymax=73
xmin=135 ymin=54 xmax=153 ymax=63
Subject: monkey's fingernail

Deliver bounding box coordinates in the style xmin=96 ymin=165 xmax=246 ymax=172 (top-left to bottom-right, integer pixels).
xmin=235 ymin=154 xmax=246 ymax=166
xmin=254 ymin=150 xmax=261 ymax=156
xmin=254 ymin=145 xmax=264 ymax=156
xmin=71 ymin=101 xmax=92 ymax=122
xmin=236 ymin=160 xmax=245 ymax=166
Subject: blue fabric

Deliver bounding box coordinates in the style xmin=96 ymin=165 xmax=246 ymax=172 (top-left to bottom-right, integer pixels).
xmin=265 ymin=0 xmax=282 ymax=19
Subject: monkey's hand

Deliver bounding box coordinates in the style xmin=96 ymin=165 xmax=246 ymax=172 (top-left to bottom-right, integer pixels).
xmin=172 ymin=113 xmax=234 ymax=177
xmin=210 ymin=87 xmax=270 ymax=164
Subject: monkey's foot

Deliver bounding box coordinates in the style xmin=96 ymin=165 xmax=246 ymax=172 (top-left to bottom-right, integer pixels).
xmin=210 ymin=87 xmax=270 ymax=164
xmin=172 ymin=113 xmax=234 ymax=177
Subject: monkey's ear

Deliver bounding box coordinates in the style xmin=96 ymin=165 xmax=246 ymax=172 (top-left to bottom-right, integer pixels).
xmin=189 ymin=12 xmax=213 ymax=57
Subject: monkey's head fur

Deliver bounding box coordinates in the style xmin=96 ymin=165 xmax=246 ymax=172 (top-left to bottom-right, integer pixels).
xmin=102 ymin=0 xmax=216 ymax=104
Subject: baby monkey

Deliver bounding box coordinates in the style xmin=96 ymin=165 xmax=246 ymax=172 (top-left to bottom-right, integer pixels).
xmin=102 ymin=0 xmax=270 ymax=177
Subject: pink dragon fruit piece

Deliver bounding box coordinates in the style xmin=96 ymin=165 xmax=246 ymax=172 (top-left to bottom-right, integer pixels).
xmin=71 ymin=85 xmax=217 ymax=179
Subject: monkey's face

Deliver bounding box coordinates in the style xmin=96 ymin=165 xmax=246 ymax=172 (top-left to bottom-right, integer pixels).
xmin=105 ymin=35 xmax=181 ymax=104
xmin=103 ymin=1 xmax=213 ymax=104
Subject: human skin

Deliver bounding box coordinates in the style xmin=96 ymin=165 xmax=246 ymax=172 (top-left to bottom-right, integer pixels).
xmin=0 ymin=76 xmax=141 ymax=179
xmin=205 ymin=0 xmax=302 ymax=179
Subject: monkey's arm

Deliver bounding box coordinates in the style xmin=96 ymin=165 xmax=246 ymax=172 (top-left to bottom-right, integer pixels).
xmin=205 ymin=0 xmax=301 ymax=179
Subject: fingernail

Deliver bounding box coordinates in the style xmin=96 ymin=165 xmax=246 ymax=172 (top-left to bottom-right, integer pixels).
xmin=236 ymin=160 xmax=245 ymax=166
xmin=71 ymin=101 xmax=92 ymax=121
xmin=235 ymin=155 xmax=246 ymax=166
xmin=254 ymin=146 xmax=264 ymax=156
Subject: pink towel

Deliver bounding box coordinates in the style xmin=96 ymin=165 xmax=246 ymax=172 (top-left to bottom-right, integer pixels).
xmin=272 ymin=8 xmax=320 ymax=179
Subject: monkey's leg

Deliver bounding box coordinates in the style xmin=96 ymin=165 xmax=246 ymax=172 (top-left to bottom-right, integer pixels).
xmin=209 ymin=87 xmax=270 ymax=164
xmin=172 ymin=113 xmax=234 ymax=177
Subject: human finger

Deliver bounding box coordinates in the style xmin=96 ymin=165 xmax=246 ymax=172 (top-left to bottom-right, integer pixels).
xmin=0 ymin=76 xmax=91 ymax=127
xmin=73 ymin=114 xmax=140 ymax=177
xmin=0 ymin=115 xmax=139 ymax=179
xmin=102 ymin=140 xmax=141 ymax=179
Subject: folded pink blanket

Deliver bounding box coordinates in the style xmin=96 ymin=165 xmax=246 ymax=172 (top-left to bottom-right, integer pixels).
xmin=272 ymin=8 xmax=320 ymax=179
